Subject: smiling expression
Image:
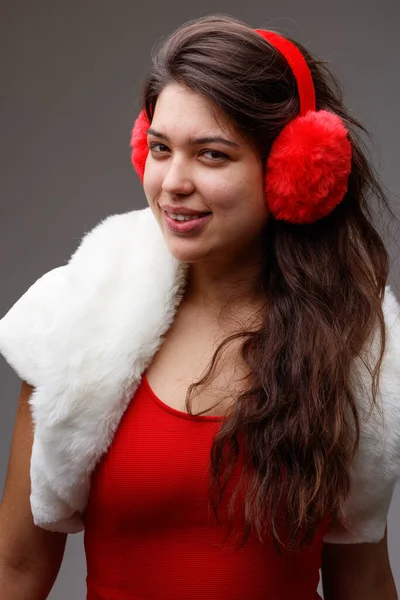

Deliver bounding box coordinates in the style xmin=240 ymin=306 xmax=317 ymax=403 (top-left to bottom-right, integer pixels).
xmin=143 ymin=83 xmax=269 ymax=264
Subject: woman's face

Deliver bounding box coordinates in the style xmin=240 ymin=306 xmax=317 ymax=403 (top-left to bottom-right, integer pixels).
xmin=143 ymin=83 xmax=269 ymax=264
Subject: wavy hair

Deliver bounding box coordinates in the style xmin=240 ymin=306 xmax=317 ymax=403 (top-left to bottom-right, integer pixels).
xmin=140 ymin=14 xmax=394 ymax=550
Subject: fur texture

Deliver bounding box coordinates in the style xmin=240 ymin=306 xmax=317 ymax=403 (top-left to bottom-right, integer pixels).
xmin=130 ymin=110 xmax=150 ymax=183
xmin=265 ymin=110 xmax=352 ymax=224
xmin=0 ymin=207 xmax=399 ymax=544
xmin=0 ymin=208 xmax=188 ymax=532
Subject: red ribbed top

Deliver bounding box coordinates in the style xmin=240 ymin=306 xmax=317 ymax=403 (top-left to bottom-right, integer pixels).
xmin=84 ymin=375 xmax=329 ymax=600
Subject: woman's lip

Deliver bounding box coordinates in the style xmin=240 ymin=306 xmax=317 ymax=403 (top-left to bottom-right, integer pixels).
xmin=163 ymin=210 xmax=212 ymax=234
xmin=160 ymin=204 xmax=211 ymax=216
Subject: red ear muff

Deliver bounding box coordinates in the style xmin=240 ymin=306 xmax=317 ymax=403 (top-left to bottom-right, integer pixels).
xmin=255 ymin=29 xmax=352 ymax=224
xmin=265 ymin=109 xmax=352 ymax=224
xmin=130 ymin=109 xmax=150 ymax=183
xmin=130 ymin=31 xmax=352 ymax=224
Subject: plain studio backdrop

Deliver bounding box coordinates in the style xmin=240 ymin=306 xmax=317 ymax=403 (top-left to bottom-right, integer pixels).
xmin=1 ymin=1 xmax=399 ymax=598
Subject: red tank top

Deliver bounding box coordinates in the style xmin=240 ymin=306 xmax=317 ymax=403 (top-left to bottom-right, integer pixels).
xmin=84 ymin=375 xmax=329 ymax=600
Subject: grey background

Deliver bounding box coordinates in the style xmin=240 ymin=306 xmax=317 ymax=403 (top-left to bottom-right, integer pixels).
xmin=1 ymin=1 xmax=399 ymax=598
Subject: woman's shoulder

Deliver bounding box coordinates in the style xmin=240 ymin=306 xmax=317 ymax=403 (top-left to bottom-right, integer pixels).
xmin=0 ymin=207 xmax=169 ymax=386
xmin=0 ymin=207 xmax=186 ymax=532
xmin=357 ymin=285 xmax=400 ymax=418
xmin=324 ymin=284 xmax=400 ymax=545
xmin=382 ymin=284 xmax=400 ymax=339
xmin=379 ymin=285 xmax=400 ymax=413
xmin=353 ymin=285 xmax=400 ymax=472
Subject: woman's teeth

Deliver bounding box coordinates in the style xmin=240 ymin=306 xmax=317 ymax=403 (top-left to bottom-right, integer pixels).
xmin=166 ymin=212 xmax=203 ymax=221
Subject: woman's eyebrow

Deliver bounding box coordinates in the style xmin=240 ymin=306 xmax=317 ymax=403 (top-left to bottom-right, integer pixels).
xmin=147 ymin=127 xmax=240 ymax=148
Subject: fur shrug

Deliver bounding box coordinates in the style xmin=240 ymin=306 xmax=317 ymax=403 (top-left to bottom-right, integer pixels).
xmin=0 ymin=207 xmax=399 ymax=544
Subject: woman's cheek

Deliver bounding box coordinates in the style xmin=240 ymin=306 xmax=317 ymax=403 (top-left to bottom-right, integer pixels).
xmin=200 ymin=171 xmax=236 ymax=204
xmin=143 ymin=161 xmax=162 ymax=200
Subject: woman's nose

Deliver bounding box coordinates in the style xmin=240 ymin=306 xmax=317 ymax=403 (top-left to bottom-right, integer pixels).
xmin=161 ymin=158 xmax=195 ymax=196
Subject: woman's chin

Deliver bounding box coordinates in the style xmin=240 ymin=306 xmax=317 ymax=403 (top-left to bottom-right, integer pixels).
xmin=164 ymin=242 xmax=207 ymax=264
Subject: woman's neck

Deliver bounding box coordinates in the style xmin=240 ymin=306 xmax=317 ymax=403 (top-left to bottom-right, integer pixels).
xmin=182 ymin=251 xmax=265 ymax=326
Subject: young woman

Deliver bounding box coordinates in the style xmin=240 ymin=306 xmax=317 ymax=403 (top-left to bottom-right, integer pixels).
xmin=0 ymin=14 xmax=399 ymax=600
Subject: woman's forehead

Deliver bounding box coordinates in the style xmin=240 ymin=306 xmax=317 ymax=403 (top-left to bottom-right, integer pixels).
xmin=151 ymin=83 xmax=239 ymax=142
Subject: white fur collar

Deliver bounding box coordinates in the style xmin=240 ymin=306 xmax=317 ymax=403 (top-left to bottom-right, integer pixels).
xmin=0 ymin=209 xmax=187 ymax=532
xmin=0 ymin=207 xmax=399 ymax=544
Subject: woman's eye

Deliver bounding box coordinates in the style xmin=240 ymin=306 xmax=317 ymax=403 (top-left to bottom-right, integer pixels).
xmin=149 ymin=143 xmax=169 ymax=153
xmin=148 ymin=144 xmax=228 ymax=162
xmin=201 ymin=150 xmax=229 ymax=161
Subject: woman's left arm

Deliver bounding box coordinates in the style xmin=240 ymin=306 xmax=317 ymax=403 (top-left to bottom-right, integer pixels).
xmin=321 ymin=528 xmax=398 ymax=599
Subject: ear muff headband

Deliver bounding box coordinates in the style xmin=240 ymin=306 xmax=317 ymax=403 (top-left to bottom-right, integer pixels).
xmin=130 ymin=30 xmax=352 ymax=225
xmin=254 ymin=30 xmax=316 ymax=116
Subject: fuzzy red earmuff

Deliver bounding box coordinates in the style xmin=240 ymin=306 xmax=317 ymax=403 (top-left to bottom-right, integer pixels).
xmin=255 ymin=28 xmax=352 ymax=224
xmin=266 ymin=110 xmax=352 ymax=224
xmin=130 ymin=109 xmax=150 ymax=183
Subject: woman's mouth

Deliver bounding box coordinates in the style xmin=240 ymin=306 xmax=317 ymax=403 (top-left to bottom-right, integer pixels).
xmin=163 ymin=209 xmax=212 ymax=234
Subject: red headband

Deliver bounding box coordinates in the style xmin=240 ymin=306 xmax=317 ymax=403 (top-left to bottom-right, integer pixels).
xmin=255 ymin=30 xmax=316 ymax=117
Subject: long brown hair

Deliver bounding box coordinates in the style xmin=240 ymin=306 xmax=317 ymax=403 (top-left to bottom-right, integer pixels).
xmin=140 ymin=14 xmax=394 ymax=550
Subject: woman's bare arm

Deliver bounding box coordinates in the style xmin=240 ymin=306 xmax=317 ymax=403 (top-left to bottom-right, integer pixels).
xmin=0 ymin=381 xmax=67 ymax=599
xmin=321 ymin=528 xmax=397 ymax=599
